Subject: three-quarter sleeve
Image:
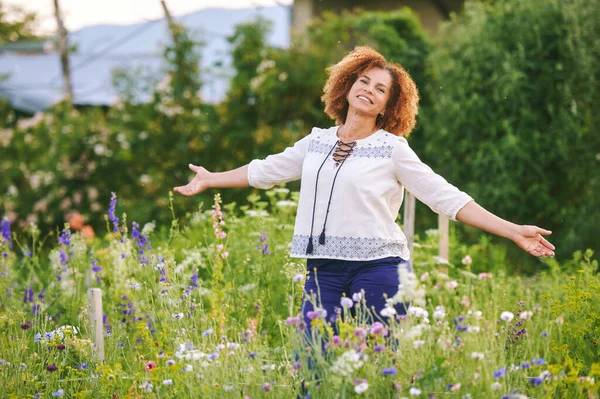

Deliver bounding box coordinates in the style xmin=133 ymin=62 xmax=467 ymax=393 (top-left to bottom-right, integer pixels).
xmin=393 ymin=137 xmax=473 ymax=220
xmin=247 ymin=129 xmax=314 ymax=189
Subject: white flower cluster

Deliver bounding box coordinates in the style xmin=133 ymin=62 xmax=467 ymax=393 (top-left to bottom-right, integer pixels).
xmin=388 ymin=264 xmax=426 ymax=307
xmin=35 ymin=325 xmax=79 ymax=344
xmin=330 ymin=349 xmax=367 ymax=377
xmin=176 ymin=247 xmax=206 ymax=272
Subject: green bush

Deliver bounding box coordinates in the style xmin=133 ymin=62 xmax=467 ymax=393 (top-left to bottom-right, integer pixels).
xmin=421 ymin=0 xmax=600 ymax=261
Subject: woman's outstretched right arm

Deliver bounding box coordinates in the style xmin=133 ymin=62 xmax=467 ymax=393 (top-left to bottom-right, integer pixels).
xmin=175 ymin=128 xmax=316 ymax=196
xmin=173 ymin=164 xmax=249 ymax=196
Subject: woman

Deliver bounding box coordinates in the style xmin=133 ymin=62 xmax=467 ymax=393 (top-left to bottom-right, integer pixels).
xmin=174 ymin=46 xmax=555 ymax=325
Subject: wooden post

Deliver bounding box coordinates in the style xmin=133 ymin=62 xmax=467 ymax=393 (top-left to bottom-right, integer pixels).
xmin=403 ymin=191 xmax=416 ymax=263
xmin=438 ymin=214 xmax=449 ymax=263
xmin=52 ymin=0 xmax=73 ymax=101
xmin=87 ymin=288 xmax=105 ymax=361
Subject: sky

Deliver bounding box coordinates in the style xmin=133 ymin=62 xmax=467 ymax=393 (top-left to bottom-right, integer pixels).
xmin=4 ymin=0 xmax=293 ymax=34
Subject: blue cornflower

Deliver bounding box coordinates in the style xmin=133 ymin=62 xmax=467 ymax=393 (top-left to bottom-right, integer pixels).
xmin=1 ymin=217 xmax=11 ymax=249
xmin=382 ymin=367 xmax=397 ymax=375
xmin=521 ymin=362 xmax=531 ymax=369
xmin=540 ymin=332 xmax=548 ymax=337
xmin=532 ymin=357 xmax=545 ymax=365
xmin=51 ymin=388 xmax=65 ymax=396
xmin=202 ymin=328 xmax=213 ymax=337
xmin=529 ymin=377 xmax=543 ymax=386
xmin=108 ymin=192 xmax=119 ymax=232
xmin=455 ymin=323 xmax=468 ymax=332
xmin=493 ymin=367 xmax=507 ymax=378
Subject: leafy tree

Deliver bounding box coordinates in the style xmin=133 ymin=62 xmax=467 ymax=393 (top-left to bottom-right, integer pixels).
xmin=0 ymin=2 xmax=39 ymax=44
xmin=421 ymin=0 xmax=600 ymax=263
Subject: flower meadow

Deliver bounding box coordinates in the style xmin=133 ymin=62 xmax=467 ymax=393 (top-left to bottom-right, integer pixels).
xmin=0 ymin=189 xmax=598 ymax=398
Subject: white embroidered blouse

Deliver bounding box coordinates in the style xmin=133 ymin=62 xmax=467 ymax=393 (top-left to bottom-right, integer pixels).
xmin=247 ymin=126 xmax=473 ymax=261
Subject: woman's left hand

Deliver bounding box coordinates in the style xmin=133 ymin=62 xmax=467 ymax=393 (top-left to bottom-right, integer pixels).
xmin=512 ymin=225 xmax=555 ymax=257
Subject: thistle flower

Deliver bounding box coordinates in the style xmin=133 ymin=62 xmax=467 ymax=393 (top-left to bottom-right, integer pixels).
xmin=262 ymin=382 xmax=272 ymax=392
xmin=46 ymin=364 xmax=57 ymax=372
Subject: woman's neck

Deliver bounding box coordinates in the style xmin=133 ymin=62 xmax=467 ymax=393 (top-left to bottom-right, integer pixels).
xmin=339 ymin=112 xmax=379 ymax=142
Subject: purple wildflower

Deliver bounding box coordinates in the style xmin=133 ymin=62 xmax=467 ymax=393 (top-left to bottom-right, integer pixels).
xmin=23 ymin=287 xmax=34 ymax=303
xmin=108 ymin=192 xmax=119 ymax=232
xmin=382 ymin=367 xmax=397 ymax=375
xmin=529 ymin=377 xmax=543 ymax=386
xmin=131 ymin=222 xmax=151 ymax=265
xmin=532 ymin=357 xmax=545 ymax=365
xmin=1 ymin=217 xmax=11 ymax=249
xmin=58 ymin=226 xmax=71 ymax=246
xmin=58 ymin=249 xmax=69 ymax=266
xmin=493 ymin=367 xmax=507 ymax=378
xmin=257 ymin=232 xmax=270 ymax=255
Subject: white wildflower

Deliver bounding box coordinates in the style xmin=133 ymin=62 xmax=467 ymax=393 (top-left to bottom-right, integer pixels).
xmin=433 ymin=306 xmax=446 ymax=319
xmin=520 ymin=311 xmax=533 ymax=320
xmin=330 ymin=349 xmax=365 ymax=377
xmin=354 ymin=381 xmax=369 ymax=394
xmin=500 ymin=311 xmax=514 ymax=322
xmin=388 ymin=263 xmax=426 ymax=307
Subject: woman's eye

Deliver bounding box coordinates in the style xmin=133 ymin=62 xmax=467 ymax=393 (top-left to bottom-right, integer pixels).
xmin=377 ymin=88 xmax=384 ymax=93
xmin=360 ymin=79 xmax=368 ymax=84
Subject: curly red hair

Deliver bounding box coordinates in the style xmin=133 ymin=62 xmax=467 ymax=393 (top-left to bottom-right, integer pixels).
xmin=321 ymin=46 xmax=419 ymax=137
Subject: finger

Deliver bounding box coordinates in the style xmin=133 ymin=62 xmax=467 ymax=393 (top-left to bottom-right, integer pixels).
xmin=536 ymin=227 xmax=552 ymax=236
xmin=188 ymin=163 xmax=201 ymax=173
xmin=539 ymin=237 xmax=555 ymax=251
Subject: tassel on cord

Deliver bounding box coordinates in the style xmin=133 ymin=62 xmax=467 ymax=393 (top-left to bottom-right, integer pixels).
xmin=306 ymin=236 xmax=314 ymax=254
xmin=318 ymin=230 xmax=326 ymax=245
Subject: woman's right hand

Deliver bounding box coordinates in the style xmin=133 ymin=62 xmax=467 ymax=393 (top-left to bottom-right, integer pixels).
xmin=173 ymin=164 xmax=211 ymax=196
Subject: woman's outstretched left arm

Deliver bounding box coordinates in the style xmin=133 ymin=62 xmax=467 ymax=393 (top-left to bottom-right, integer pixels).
xmin=456 ymin=201 xmax=555 ymax=257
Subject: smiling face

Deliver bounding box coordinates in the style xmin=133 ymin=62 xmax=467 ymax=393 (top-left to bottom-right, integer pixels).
xmin=347 ymin=67 xmax=393 ymax=119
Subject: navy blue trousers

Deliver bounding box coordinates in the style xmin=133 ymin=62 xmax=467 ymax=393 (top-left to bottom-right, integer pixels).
xmin=301 ymin=256 xmax=410 ymax=330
